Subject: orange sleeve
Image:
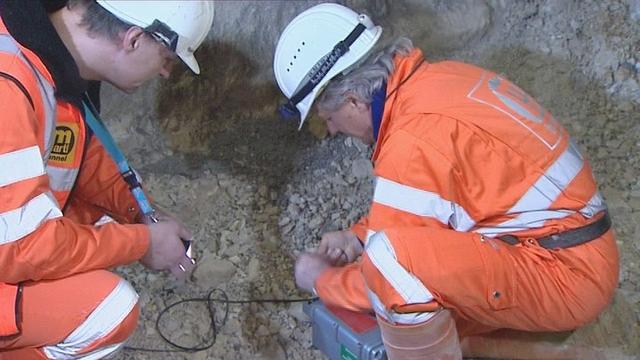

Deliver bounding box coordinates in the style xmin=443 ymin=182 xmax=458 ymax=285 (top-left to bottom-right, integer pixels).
xmin=69 ymin=135 xmax=147 ymax=224
xmin=0 ymin=79 xmax=149 ymax=284
xmin=1 ymin=219 xmax=149 ymax=283
xmin=314 ymin=262 xmax=372 ymax=312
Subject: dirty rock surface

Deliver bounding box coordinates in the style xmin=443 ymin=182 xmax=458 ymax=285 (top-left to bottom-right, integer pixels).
xmin=104 ymin=1 xmax=639 ymax=359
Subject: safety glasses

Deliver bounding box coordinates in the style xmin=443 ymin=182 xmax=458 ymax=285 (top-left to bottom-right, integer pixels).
xmin=144 ymin=19 xmax=179 ymax=53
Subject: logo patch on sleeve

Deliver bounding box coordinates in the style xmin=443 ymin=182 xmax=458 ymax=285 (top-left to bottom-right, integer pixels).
xmin=49 ymin=124 xmax=78 ymax=165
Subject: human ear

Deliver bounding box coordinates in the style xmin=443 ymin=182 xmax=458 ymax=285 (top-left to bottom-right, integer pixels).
xmin=345 ymin=92 xmax=368 ymax=110
xmin=349 ymin=97 xmax=370 ymax=113
xmin=121 ymin=26 xmax=145 ymax=52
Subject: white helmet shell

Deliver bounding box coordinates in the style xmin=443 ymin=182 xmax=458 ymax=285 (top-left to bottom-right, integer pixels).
xmin=274 ymin=3 xmax=382 ymax=128
xmin=96 ymin=0 xmax=214 ymax=74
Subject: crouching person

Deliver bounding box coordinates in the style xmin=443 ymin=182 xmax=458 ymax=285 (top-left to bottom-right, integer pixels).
xmin=274 ymin=3 xmax=619 ymax=359
xmin=0 ymin=1 xmax=213 ymax=358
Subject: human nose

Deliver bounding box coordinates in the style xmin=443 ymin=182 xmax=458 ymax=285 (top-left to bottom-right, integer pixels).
xmin=317 ymin=109 xmax=337 ymax=136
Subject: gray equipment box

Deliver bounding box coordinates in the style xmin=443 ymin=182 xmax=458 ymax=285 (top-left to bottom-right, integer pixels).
xmin=304 ymin=300 xmax=387 ymax=360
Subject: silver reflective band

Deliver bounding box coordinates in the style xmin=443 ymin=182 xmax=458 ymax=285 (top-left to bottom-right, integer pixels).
xmin=475 ymin=140 xmax=589 ymax=236
xmin=372 ymin=177 xmax=475 ymax=231
xmin=46 ymin=166 xmax=80 ymax=193
xmin=365 ymin=231 xmax=434 ymax=304
xmin=372 ymin=138 xmax=599 ymax=237
xmin=0 ymin=145 xmax=45 ymax=187
xmin=367 ymin=288 xmax=436 ymax=325
xmin=0 ymin=34 xmax=57 ymax=155
xmin=43 ymin=279 xmax=138 ymax=359
xmin=0 ymin=192 xmax=62 ymax=245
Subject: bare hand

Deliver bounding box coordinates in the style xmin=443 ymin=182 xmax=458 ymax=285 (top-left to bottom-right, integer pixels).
xmin=294 ymin=252 xmax=333 ymax=293
xmin=169 ymin=254 xmax=196 ymax=281
xmin=317 ymin=230 xmax=363 ymax=266
xmin=141 ymin=214 xmax=193 ymax=272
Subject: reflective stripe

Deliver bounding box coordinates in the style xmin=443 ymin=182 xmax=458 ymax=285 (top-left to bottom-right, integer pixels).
xmin=48 ymin=343 xmax=124 ymax=360
xmin=47 ymin=166 xmax=80 ymax=192
xmin=0 ymin=34 xmax=19 ymax=54
xmin=373 ymin=141 xmax=601 ymax=237
xmin=581 ymin=191 xmax=607 ymax=218
xmin=0 ymin=192 xmax=62 ymax=245
xmin=0 ymin=145 xmax=45 ymax=187
xmin=30 ymin=60 xmax=57 ymax=156
xmin=373 ymin=177 xmax=476 ymax=231
xmin=43 ymin=279 xmax=138 ymax=360
xmin=366 ymin=229 xmax=376 ymax=242
xmin=0 ymin=34 xmax=57 ymax=158
xmin=367 ymin=288 xmax=436 ymax=325
xmin=509 ymin=140 xmax=583 ymax=215
xmin=476 ymin=141 xmax=587 ymax=236
xmin=475 ymin=209 xmax=574 ymax=236
xmin=365 ymin=231 xmax=434 ymax=304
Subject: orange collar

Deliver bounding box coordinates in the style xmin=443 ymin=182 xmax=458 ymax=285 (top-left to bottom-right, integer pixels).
xmin=372 ymin=49 xmax=427 ymax=161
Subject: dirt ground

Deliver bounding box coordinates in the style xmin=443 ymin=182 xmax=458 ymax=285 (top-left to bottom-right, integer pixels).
xmin=103 ymin=1 xmax=639 ymax=359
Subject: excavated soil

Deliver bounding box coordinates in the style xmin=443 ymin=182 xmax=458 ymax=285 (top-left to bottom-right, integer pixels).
xmin=105 ymin=1 xmax=639 ymax=359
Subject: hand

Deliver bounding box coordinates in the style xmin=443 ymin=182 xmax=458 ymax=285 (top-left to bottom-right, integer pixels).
xmin=317 ymin=230 xmax=363 ymax=266
xmin=294 ymin=252 xmax=333 ymax=293
xmin=169 ymin=252 xmax=196 ymax=281
xmin=141 ymin=214 xmax=194 ymax=273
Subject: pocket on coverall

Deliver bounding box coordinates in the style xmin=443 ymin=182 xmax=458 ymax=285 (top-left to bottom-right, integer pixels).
xmin=475 ymin=236 xmax=518 ymax=311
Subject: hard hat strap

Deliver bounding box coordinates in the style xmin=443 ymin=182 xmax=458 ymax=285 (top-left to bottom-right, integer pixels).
xmin=144 ymin=19 xmax=178 ymax=52
xmin=279 ymin=22 xmax=367 ymax=119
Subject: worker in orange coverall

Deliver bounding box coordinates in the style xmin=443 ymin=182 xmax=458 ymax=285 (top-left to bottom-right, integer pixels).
xmin=273 ymin=3 xmax=619 ymax=359
xmin=0 ymin=1 xmax=213 ymax=358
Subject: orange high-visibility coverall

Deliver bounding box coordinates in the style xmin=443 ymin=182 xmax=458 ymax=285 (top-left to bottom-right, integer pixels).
xmin=0 ymin=6 xmax=148 ymax=359
xmin=314 ymin=49 xmax=619 ymax=336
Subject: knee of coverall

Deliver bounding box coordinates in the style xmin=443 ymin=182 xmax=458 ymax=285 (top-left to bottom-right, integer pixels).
xmin=361 ymin=230 xmax=441 ymax=325
xmin=41 ymin=278 xmax=140 ymax=360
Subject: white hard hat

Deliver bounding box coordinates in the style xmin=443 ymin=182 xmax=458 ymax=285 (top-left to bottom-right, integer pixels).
xmin=274 ymin=3 xmax=382 ymax=128
xmin=96 ymin=0 xmax=214 ymax=74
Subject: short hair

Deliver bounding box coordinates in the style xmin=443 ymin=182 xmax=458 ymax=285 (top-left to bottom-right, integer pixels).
xmin=316 ymin=37 xmax=414 ymax=113
xmin=67 ymin=0 xmax=130 ymax=41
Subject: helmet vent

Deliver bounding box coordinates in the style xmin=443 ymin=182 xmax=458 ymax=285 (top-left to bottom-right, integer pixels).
xmin=287 ymin=42 xmax=307 ymax=72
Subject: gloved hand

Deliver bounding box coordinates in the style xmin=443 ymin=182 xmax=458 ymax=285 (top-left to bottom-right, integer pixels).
xmin=316 ymin=230 xmax=363 ymax=266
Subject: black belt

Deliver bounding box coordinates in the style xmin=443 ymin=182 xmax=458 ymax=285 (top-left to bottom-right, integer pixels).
xmin=497 ymin=211 xmax=611 ymax=249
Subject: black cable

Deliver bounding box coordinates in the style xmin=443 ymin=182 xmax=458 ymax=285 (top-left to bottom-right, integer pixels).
xmin=124 ymin=288 xmax=317 ymax=353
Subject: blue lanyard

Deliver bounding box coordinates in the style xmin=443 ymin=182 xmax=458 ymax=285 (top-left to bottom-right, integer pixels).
xmin=82 ymin=96 xmax=155 ymax=218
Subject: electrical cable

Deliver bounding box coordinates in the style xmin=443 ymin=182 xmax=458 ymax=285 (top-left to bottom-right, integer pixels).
xmin=124 ymin=288 xmax=317 ymax=353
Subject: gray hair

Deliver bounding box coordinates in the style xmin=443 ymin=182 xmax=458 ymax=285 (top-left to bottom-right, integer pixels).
xmin=68 ymin=0 xmax=130 ymax=41
xmin=316 ymin=37 xmax=414 ymax=113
